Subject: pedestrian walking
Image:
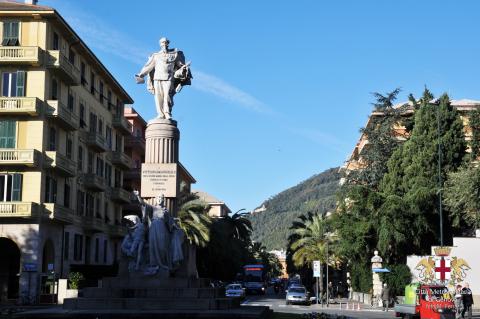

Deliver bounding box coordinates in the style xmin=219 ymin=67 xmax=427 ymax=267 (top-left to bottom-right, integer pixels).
xmin=381 ymin=283 xmax=391 ymax=311
xmin=454 ymin=285 xmax=464 ymax=319
xmin=461 ymin=283 xmax=473 ymax=319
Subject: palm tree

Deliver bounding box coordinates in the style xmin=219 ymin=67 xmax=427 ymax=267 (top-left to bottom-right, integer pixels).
xmin=223 ymin=209 xmax=252 ymax=242
xmin=176 ymin=193 xmax=212 ymax=247
xmin=288 ymin=212 xmax=340 ymax=301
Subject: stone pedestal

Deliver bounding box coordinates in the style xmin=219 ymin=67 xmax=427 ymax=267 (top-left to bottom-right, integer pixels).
xmin=143 ymin=118 xmax=180 ymax=214
xmin=371 ymin=250 xmax=383 ymax=304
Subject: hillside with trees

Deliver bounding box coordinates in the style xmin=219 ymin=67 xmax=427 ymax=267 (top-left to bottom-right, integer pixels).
xmin=248 ymin=168 xmax=341 ymax=250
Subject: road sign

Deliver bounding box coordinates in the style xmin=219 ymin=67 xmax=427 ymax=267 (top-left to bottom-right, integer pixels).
xmin=22 ymin=263 xmax=37 ymax=272
xmin=313 ymin=260 xmax=320 ymax=277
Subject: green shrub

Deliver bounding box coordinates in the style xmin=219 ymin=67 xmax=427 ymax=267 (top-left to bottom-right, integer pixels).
xmin=68 ymin=272 xmax=84 ymax=290
xmin=380 ymin=264 xmax=412 ymax=296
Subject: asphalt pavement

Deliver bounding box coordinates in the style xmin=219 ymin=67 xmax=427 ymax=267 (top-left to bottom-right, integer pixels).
xmin=240 ymin=286 xmax=480 ymax=319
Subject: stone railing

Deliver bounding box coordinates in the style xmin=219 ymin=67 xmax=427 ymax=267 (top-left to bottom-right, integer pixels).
xmin=86 ymin=132 xmax=107 ymax=152
xmin=0 ymin=149 xmax=38 ymax=166
xmin=83 ymin=173 xmax=106 ymax=191
xmin=44 ymin=151 xmax=76 ymax=177
xmin=44 ymin=203 xmax=75 ymax=224
xmin=0 ymin=202 xmax=38 ymax=218
xmin=109 ymin=187 xmax=131 ymax=204
xmin=110 ymin=151 xmax=132 ymax=169
xmin=0 ymin=97 xmax=40 ymax=115
xmin=125 ymin=135 xmax=145 ymax=150
xmin=0 ymin=46 xmax=40 ymax=64
xmin=45 ymin=100 xmax=79 ymax=130
xmin=112 ymin=115 xmax=132 ymax=134
xmin=46 ymin=50 xmax=80 ymax=85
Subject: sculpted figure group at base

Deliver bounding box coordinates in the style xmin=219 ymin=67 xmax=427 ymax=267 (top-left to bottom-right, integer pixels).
xmin=135 ymin=37 xmax=192 ymax=120
xmin=121 ymin=191 xmax=184 ymax=275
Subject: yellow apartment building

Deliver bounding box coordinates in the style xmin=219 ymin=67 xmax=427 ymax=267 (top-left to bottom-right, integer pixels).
xmin=0 ymin=1 xmax=134 ymax=303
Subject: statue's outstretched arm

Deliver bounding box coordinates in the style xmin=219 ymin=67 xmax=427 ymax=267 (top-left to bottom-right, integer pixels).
xmin=137 ymin=55 xmax=155 ymax=78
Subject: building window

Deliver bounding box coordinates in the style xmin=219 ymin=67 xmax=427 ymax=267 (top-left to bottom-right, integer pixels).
xmin=80 ymin=62 xmax=86 ymax=86
xmin=90 ymin=72 xmax=95 ymax=95
xmin=103 ymin=239 xmax=108 ymax=263
xmin=107 ymin=91 xmax=112 ymax=110
xmin=114 ymin=169 xmax=121 ymax=188
xmin=64 ymin=232 xmax=70 ymax=260
xmin=94 ymin=238 xmax=99 ymax=263
xmin=51 ymin=78 xmax=58 ymax=100
xmin=96 ymin=157 xmax=104 ymax=177
xmin=105 ymin=164 xmax=112 ymax=186
xmin=52 ymin=32 xmax=59 ymax=50
xmin=115 ymin=134 xmax=122 ymax=152
xmin=73 ymin=234 xmax=83 ymax=261
xmin=67 ymin=93 xmax=74 ymax=112
xmin=76 ymin=190 xmax=85 ymax=216
xmin=99 ymin=81 xmax=104 ymax=104
xmin=86 ymin=193 xmax=94 ymax=217
xmin=0 ymin=120 xmax=16 ymax=148
xmin=87 ymin=151 xmax=94 ymax=173
xmin=106 ymin=126 xmax=112 ymax=150
xmin=89 ymin=112 xmax=97 ymax=133
xmin=2 ymin=21 xmax=19 ymax=46
xmin=66 ymin=135 xmax=73 ymax=159
xmin=64 ymin=183 xmax=71 ymax=208
xmin=48 ymin=127 xmax=56 ymax=151
xmin=79 ymin=103 xmax=86 ymax=128
xmin=44 ymin=175 xmax=57 ymax=203
xmin=77 ymin=145 xmax=84 ymax=171
xmin=68 ymin=50 xmax=75 ymax=65
xmin=98 ymin=119 xmax=103 ymax=136
xmin=95 ymin=197 xmax=101 ymax=218
xmin=2 ymin=71 xmax=26 ymax=97
xmin=0 ymin=174 xmax=22 ymax=202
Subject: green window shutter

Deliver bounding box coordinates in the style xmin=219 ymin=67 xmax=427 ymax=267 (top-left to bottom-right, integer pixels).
xmin=16 ymin=71 xmax=26 ymax=97
xmin=12 ymin=174 xmax=22 ymax=201
xmin=0 ymin=120 xmax=16 ymax=148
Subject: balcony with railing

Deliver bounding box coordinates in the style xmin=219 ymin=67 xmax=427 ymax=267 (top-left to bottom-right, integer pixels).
xmin=44 ymin=203 xmax=75 ymax=224
xmin=85 ymin=131 xmax=107 ymax=152
xmin=46 ymin=50 xmax=80 ymax=85
xmin=124 ymin=167 xmax=141 ymax=181
xmin=107 ymin=224 xmax=126 ymax=238
xmin=44 ymin=151 xmax=76 ymax=177
xmin=0 ymin=46 xmax=41 ymax=65
xmin=109 ymin=187 xmax=131 ymax=204
xmin=84 ymin=216 xmax=106 ymax=233
xmin=83 ymin=173 xmax=106 ymax=192
xmin=0 ymin=202 xmax=39 ymax=218
xmin=109 ymin=151 xmax=132 ymax=170
xmin=0 ymin=97 xmax=41 ymax=115
xmin=125 ymin=135 xmax=145 ymax=151
xmin=45 ymin=100 xmax=79 ymax=131
xmin=0 ymin=149 xmax=39 ymax=167
xmin=112 ymin=115 xmax=132 ymax=135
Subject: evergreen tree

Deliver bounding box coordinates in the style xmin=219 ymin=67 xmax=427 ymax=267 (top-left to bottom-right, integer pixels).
xmin=348 ymin=88 xmax=404 ymax=189
xmin=380 ymin=91 xmax=466 ymax=261
xmin=469 ymin=108 xmax=480 ymax=160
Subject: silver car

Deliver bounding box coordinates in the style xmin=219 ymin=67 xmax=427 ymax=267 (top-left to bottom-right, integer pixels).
xmin=286 ymin=286 xmax=310 ymax=305
xmin=225 ymin=284 xmax=245 ymax=298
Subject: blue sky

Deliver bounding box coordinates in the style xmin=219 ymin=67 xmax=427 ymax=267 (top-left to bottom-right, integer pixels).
xmin=41 ymin=0 xmax=480 ymax=212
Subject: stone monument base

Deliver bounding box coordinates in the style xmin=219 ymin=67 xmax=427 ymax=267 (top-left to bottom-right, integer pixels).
xmin=15 ymin=274 xmax=271 ymax=319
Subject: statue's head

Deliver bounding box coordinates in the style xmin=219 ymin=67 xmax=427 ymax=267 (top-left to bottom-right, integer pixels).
xmin=159 ymin=37 xmax=170 ymax=51
xmin=155 ymin=194 xmax=165 ymax=206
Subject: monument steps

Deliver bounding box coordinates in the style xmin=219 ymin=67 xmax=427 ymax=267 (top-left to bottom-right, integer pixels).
xmin=82 ymin=287 xmax=224 ymax=299
xmin=63 ymin=297 xmax=240 ymax=310
xmin=100 ymin=276 xmax=209 ymax=289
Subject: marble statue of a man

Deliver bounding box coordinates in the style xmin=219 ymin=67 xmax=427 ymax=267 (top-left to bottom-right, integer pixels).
xmin=121 ymin=214 xmax=146 ymax=272
xmin=135 ymin=37 xmax=192 ymax=120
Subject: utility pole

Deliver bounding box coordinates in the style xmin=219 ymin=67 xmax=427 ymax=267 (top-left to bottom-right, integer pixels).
xmin=437 ymin=101 xmax=444 ymax=246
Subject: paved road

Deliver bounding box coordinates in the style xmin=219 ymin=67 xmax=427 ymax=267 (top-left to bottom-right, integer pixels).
xmin=240 ymin=286 xmax=480 ymax=319
xmin=241 ymin=286 xmax=397 ymax=318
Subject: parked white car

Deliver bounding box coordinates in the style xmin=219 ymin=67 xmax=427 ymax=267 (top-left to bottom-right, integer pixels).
xmin=225 ymin=284 xmax=245 ymax=298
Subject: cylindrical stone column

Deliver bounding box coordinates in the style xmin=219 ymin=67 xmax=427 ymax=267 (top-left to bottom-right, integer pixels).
xmin=144 ymin=118 xmax=180 ymax=215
